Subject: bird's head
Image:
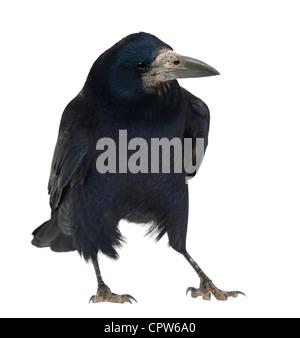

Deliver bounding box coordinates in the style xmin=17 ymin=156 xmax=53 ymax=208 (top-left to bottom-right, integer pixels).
xmin=84 ymin=32 xmax=219 ymax=108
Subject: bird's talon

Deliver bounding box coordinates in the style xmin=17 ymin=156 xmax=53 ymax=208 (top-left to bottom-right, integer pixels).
xmin=186 ymin=287 xmax=195 ymax=296
xmin=90 ymin=290 xmax=136 ymax=304
xmin=121 ymin=295 xmax=131 ymax=304
xmin=124 ymin=294 xmax=137 ymax=303
xmin=187 ymin=281 xmax=244 ymax=301
xmin=236 ymin=291 xmax=246 ymax=297
xmin=202 ymin=292 xmax=211 ymax=301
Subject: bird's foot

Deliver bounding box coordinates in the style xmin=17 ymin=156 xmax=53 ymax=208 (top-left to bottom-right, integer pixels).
xmin=186 ymin=278 xmax=245 ymax=301
xmin=89 ymin=284 xmax=137 ymax=304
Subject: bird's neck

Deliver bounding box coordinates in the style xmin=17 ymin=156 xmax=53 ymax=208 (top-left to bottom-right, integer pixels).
xmin=117 ymin=81 xmax=181 ymax=123
xmin=83 ymin=79 xmax=181 ymax=124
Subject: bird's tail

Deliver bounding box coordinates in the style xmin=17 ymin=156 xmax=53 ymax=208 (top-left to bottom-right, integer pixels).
xmin=31 ymin=213 xmax=75 ymax=253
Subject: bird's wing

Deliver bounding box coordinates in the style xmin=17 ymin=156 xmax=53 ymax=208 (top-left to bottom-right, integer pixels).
xmin=48 ymin=122 xmax=89 ymax=210
xmin=183 ymin=88 xmax=210 ymax=178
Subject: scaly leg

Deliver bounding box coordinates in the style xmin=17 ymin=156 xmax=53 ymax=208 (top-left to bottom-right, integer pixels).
xmin=183 ymin=251 xmax=245 ymax=301
xmin=89 ymin=258 xmax=137 ymax=304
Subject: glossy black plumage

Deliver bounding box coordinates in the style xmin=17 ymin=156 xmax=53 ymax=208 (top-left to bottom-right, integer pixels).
xmin=31 ymin=33 xmax=244 ymax=303
xmin=32 ymin=33 xmax=209 ymax=260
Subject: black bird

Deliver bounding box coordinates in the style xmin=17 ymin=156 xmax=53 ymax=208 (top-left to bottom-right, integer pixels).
xmin=32 ymin=32 xmax=244 ymax=302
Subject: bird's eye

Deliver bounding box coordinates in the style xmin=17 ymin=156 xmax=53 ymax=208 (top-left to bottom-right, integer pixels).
xmin=136 ymin=62 xmax=149 ymax=73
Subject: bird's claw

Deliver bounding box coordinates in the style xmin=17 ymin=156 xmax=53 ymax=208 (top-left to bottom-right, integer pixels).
xmin=186 ymin=283 xmax=245 ymax=301
xmin=121 ymin=294 xmax=137 ymax=304
xmin=186 ymin=287 xmax=193 ymax=296
xmin=186 ymin=286 xmax=211 ymax=301
xmin=89 ymin=292 xmax=137 ymax=304
xmin=226 ymin=290 xmax=246 ymax=298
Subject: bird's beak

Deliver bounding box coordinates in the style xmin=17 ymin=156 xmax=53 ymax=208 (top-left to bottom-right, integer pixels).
xmin=147 ymin=49 xmax=219 ymax=85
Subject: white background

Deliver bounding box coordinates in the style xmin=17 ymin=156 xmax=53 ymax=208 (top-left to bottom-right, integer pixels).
xmin=1 ymin=0 xmax=300 ymax=318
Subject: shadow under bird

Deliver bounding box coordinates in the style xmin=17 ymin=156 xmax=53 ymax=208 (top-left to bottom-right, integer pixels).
xmin=32 ymin=32 xmax=244 ymax=302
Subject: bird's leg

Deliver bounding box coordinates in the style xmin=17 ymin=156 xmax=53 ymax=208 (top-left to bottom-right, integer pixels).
xmin=183 ymin=251 xmax=245 ymax=301
xmin=89 ymin=258 xmax=137 ymax=304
